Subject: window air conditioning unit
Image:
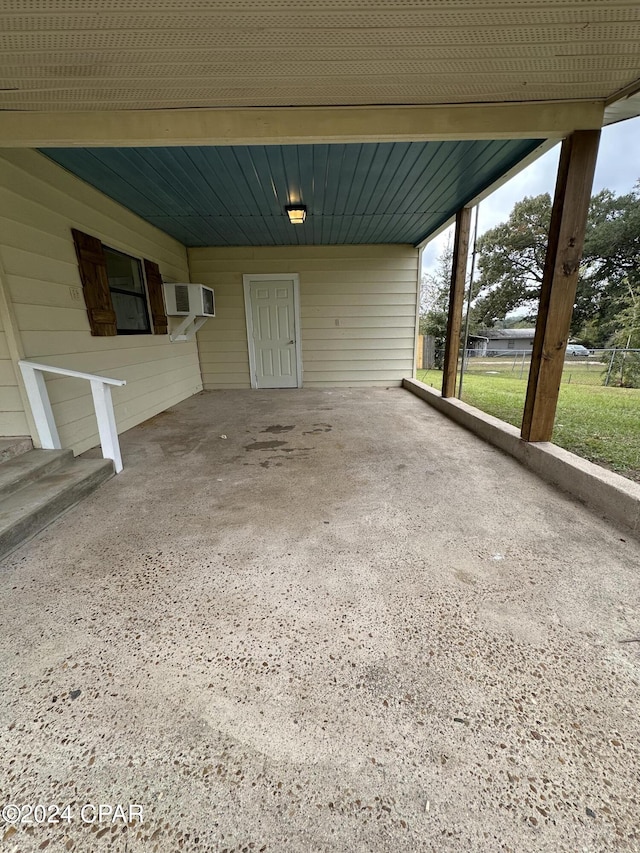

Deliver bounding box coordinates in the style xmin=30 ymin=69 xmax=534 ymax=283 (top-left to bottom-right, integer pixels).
xmin=163 ymin=283 xmax=215 ymax=317
xmin=162 ymin=283 xmax=215 ymax=342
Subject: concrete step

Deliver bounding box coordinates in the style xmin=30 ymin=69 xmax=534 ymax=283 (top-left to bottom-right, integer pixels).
xmin=0 ymin=437 xmax=33 ymax=463
xmin=0 ymin=449 xmax=74 ymax=500
xmin=0 ymin=457 xmax=114 ymax=560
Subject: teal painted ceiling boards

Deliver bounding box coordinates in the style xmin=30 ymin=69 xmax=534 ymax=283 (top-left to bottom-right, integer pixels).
xmin=42 ymin=140 xmax=543 ymax=247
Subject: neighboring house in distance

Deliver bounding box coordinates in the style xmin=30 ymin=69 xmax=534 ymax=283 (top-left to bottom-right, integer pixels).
xmin=476 ymin=329 xmax=537 ymax=355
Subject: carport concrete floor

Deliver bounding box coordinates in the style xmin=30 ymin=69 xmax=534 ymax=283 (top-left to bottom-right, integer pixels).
xmin=1 ymin=388 xmax=639 ymax=853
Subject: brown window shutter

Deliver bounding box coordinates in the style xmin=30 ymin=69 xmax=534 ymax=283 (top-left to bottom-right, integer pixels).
xmin=143 ymin=259 xmax=168 ymax=335
xmin=71 ymin=229 xmax=117 ymax=336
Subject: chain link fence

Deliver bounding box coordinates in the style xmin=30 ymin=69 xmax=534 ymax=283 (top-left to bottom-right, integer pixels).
xmin=415 ymin=340 xmax=640 ymax=481
xmin=421 ymin=344 xmax=640 ymax=387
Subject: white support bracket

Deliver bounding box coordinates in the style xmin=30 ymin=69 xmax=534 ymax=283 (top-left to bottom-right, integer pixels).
xmin=170 ymin=313 xmax=209 ymax=342
xmin=90 ymin=379 xmax=123 ymax=473
xmin=19 ymin=362 xmax=61 ymax=450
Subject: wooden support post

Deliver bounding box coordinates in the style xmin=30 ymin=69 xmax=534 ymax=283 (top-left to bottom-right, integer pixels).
xmin=442 ymin=206 xmax=472 ymax=397
xmin=521 ymin=129 xmax=600 ymax=442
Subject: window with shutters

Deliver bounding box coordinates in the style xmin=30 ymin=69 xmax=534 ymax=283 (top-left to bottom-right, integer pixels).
xmin=72 ymin=228 xmax=168 ymax=337
xmin=104 ymin=247 xmax=151 ymax=334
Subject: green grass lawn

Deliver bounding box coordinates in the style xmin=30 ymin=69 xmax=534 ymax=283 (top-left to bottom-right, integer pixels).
xmin=416 ymin=369 xmax=640 ymax=482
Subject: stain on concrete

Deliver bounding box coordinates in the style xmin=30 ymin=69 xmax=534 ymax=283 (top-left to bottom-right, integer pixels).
xmin=261 ymin=425 xmax=295 ymax=434
xmin=454 ymin=569 xmax=476 ymax=586
xmin=245 ymin=440 xmax=287 ymax=451
xmin=245 ymin=441 xmax=314 ymax=456
xmin=136 ymin=409 xmax=173 ymax=428
xmin=303 ymin=423 xmax=332 ymax=435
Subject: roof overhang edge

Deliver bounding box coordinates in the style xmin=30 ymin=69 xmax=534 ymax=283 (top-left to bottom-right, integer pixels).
xmin=0 ymin=99 xmax=604 ymax=148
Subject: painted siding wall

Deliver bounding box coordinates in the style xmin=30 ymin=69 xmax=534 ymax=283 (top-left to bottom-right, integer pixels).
xmin=190 ymin=245 xmax=419 ymax=388
xmin=0 ymin=149 xmax=203 ymax=454
xmin=487 ymin=338 xmax=535 ymax=352
xmin=0 ymin=307 xmax=29 ymax=436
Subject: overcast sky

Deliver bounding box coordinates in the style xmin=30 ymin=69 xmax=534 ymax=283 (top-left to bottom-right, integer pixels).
xmin=421 ymin=115 xmax=640 ymax=277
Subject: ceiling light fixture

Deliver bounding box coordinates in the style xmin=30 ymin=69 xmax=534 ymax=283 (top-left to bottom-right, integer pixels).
xmin=285 ymin=204 xmax=307 ymax=224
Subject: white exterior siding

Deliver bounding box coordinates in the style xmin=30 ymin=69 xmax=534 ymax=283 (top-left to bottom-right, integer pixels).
xmin=0 ymin=308 xmax=29 ymax=436
xmin=0 ymin=149 xmax=203 ymax=454
xmin=190 ymin=245 xmax=419 ymax=389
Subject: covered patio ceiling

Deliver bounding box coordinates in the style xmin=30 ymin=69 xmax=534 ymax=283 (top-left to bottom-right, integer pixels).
xmin=42 ymin=138 xmax=543 ymax=247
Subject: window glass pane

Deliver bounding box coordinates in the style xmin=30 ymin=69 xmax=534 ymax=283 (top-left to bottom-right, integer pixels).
xmin=111 ymin=292 xmax=150 ymax=332
xmin=104 ymin=246 xmax=150 ymax=333
xmin=105 ymin=247 xmax=145 ymax=295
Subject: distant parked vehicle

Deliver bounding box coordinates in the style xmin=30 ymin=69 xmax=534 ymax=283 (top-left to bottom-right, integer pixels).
xmin=565 ymin=344 xmax=591 ymax=357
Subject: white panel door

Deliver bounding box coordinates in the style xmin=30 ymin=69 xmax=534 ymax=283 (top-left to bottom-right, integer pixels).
xmin=245 ymin=277 xmax=300 ymax=388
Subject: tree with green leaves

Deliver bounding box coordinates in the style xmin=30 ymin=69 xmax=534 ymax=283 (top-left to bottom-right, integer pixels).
xmin=472 ymin=194 xmax=551 ymax=328
xmin=604 ymin=281 xmax=640 ymax=387
xmin=580 ymin=182 xmax=640 ymax=347
xmin=419 ymin=238 xmax=452 ymax=368
xmin=420 ymin=235 xmax=488 ymax=367
xmin=471 ymin=184 xmax=640 ymax=354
